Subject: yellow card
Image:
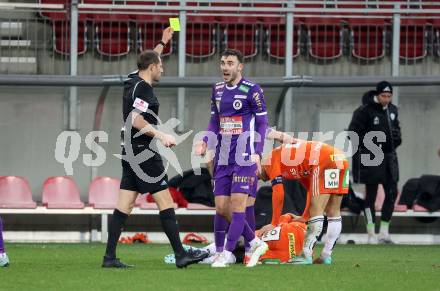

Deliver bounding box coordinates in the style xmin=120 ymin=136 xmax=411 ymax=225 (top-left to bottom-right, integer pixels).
xmin=169 ymin=18 xmax=181 ymax=31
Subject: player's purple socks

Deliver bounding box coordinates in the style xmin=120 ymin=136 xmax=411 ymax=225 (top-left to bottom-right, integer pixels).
xmin=214 ymin=213 xmax=229 ymax=253
xmin=0 ymin=216 xmax=5 ymax=253
xmin=225 ymin=212 xmax=255 ymax=252
xmin=225 ymin=212 xmax=245 ymax=252
xmin=244 ymin=205 xmax=255 ymax=252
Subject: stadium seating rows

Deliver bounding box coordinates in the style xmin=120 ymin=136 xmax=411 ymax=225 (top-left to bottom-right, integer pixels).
xmin=0 ymin=176 xmax=430 ymax=213
xmin=0 ymin=176 xmax=184 ymax=210
xmin=38 ymin=0 xmax=440 ymax=60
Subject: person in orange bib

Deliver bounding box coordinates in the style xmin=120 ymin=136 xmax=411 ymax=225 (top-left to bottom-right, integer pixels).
xmin=258 ymin=140 xmax=349 ymax=265
xmin=257 ymin=213 xmax=306 ymax=264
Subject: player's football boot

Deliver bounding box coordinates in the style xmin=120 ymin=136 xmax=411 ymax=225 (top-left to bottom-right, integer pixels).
xmin=211 ymin=251 xmax=235 ymax=268
xmin=289 ymin=255 xmax=313 ymax=265
xmin=175 ymin=248 xmax=209 ymax=268
xmin=0 ymin=253 xmax=9 ymax=267
xmin=378 ymin=236 xmax=395 ymax=245
xmin=246 ymin=241 xmax=269 ymax=267
xmin=102 ymin=256 xmax=134 ymax=268
xmin=200 ymin=252 xmax=221 ymax=264
xmin=313 ymin=256 xmax=332 ymax=265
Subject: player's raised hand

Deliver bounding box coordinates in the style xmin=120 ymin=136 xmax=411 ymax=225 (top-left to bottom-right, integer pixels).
xmin=193 ymin=140 xmax=207 ymax=156
xmin=259 ymin=224 xmax=276 ymax=237
xmin=161 ymin=27 xmax=174 ymax=45
xmin=251 ymin=154 xmax=262 ymax=176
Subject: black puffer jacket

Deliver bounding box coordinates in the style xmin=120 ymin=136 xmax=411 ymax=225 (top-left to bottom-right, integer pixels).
xmin=348 ymin=91 xmax=402 ymax=184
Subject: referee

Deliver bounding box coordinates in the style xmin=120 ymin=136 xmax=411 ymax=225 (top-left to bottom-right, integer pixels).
xmin=102 ymin=27 xmax=208 ymax=268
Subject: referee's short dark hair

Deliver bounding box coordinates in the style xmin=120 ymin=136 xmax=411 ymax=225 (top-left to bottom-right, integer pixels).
xmin=221 ymin=49 xmax=244 ymax=63
xmin=137 ymin=50 xmax=160 ymax=70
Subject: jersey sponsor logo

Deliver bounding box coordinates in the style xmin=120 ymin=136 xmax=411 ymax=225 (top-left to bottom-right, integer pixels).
xmin=261 ymin=226 xmax=281 ymax=242
xmin=242 ymin=80 xmax=255 ymax=87
xmin=239 ymin=84 xmax=250 ymax=93
xmin=390 ymin=112 xmax=396 ymax=120
xmin=234 ymin=94 xmax=247 ymax=99
xmin=220 ymin=116 xmax=243 ymax=134
xmin=288 ymin=233 xmax=296 ymax=258
xmin=133 ymin=97 xmax=149 ymax=112
xmin=252 ymin=91 xmax=263 ymax=112
xmin=374 ymin=116 xmax=380 ymax=125
xmin=343 ymin=169 xmax=349 ymax=188
xmin=233 ymin=99 xmax=243 ymax=110
xmin=330 ymin=154 xmax=346 ymax=162
xmin=324 ymin=169 xmax=339 ymax=189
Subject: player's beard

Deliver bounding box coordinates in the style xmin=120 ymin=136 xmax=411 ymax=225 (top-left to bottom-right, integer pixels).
xmin=226 ymin=71 xmax=239 ymax=85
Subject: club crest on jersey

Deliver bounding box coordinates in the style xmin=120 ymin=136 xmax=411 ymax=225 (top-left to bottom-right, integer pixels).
xmin=374 ymin=116 xmax=380 ymax=125
xmin=390 ymin=113 xmax=396 ymax=120
xmin=233 ymin=99 xmax=242 ymax=110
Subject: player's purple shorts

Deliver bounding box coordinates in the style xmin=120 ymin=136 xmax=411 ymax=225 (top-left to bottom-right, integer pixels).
xmin=213 ymin=164 xmax=258 ymax=197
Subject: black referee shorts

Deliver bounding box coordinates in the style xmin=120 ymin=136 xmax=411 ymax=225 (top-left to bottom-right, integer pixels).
xmin=120 ymin=146 xmax=169 ymax=195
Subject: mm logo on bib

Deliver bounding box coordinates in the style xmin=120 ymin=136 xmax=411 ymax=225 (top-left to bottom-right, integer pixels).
xmin=324 ymin=169 xmax=339 ymax=189
xmin=261 ymin=226 xmax=281 ymax=242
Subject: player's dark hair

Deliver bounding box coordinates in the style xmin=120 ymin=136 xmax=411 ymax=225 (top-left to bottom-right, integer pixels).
xmin=137 ymin=50 xmax=160 ymax=70
xmin=221 ymin=49 xmax=244 ymax=63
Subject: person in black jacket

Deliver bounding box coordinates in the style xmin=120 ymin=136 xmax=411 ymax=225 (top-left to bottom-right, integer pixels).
xmin=348 ymin=81 xmax=402 ymax=244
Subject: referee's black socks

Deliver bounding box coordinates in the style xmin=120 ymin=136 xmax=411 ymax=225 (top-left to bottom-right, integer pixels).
xmin=159 ymin=208 xmax=185 ymax=257
xmin=105 ymin=209 xmax=128 ymax=259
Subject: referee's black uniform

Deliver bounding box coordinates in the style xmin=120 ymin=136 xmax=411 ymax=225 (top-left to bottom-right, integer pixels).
xmin=120 ymin=71 xmax=168 ymax=194
xmin=103 ymin=50 xmax=208 ymax=268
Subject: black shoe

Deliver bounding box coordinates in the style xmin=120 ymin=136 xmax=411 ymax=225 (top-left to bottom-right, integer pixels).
xmin=102 ymin=256 xmax=134 ymax=268
xmin=175 ymin=249 xmax=209 ymax=269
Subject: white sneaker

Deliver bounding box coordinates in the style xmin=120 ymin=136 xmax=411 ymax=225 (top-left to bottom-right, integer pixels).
xmin=367 ymin=234 xmax=378 ymax=244
xmin=211 ymin=251 xmax=235 ymax=268
xmin=200 ymin=252 xmax=220 ymax=264
xmin=246 ymin=238 xmax=269 ymax=267
xmin=0 ymin=253 xmax=9 ymax=267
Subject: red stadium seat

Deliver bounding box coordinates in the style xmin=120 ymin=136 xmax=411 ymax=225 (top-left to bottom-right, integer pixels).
xmin=348 ymin=18 xmax=387 ymax=60
xmin=433 ymin=19 xmax=440 ymax=58
xmin=135 ymin=195 xmax=177 ymax=209
xmin=88 ymin=177 xmax=120 ymax=209
xmin=413 ymin=204 xmax=429 ymax=212
xmin=133 ymin=15 xmax=173 ymax=56
xmin=400 ymin=19 xmax=428 ymax=60
xmin=186 ymin=15 xmax=217 ymax=58
xmin=305 ymin=18 xmax=343 ymax=60
xmin=40 ymin=0 xmax=87 ymax=55
xmin=186 ymin=203 xmax=215 ymax=210
xmin=217 ymin=16 xmax=258 ymax=58
xmin=91 ymin=13 xmax=131 ymax=56
xmin=261 ymin=17 xmax=301 ymax=60
xmin=0 ymin=176 xmax=37 ymax=209
xmin=42 ymin=176 xmax=84 ymax=209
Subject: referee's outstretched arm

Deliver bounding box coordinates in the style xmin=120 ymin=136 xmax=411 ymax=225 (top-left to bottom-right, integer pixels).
xmin=153 ymin=27 xmax=174 ymax=56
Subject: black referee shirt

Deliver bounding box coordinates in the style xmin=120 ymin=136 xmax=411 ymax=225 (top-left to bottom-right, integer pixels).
xmin=122 ymin=71 xmax=160 ymax=146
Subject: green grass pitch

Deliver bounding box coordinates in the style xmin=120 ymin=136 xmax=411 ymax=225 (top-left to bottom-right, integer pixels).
xmin=1 ymin=243 xmax=439 ymax=291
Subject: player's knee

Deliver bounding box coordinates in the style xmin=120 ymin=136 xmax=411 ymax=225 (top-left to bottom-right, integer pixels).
xmin=216 ymin=204 xmax=229 ymax=217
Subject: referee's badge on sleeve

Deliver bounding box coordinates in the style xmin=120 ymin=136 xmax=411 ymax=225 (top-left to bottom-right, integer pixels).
xmin=133 ymin=98 xmax=149 ymax=112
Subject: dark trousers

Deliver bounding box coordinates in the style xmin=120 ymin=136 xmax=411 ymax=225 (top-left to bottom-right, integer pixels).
xmin=364 ymin=181 xmax=398 ymax=223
